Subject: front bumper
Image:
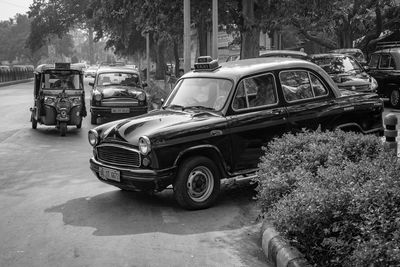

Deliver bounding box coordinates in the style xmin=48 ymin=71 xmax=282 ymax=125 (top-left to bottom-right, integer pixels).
xmin=89 ymin=157 xmax=175 ymax=191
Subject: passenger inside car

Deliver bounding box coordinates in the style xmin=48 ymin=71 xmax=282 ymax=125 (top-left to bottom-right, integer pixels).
xmin=249 ymin=76 xmax=276 ymax=107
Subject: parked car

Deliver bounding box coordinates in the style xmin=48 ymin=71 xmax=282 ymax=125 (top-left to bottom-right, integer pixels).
xmin=88 ymin=56 xmax=384 ymax=210
xmin=330 ymin=48 xmax=367 ymax=65
xmin=89 ymin=66 xmax=148 ymax=124
xmin=311 ymin=53 xmax=378 ymax=93
xmin=84 ymin=65 xmax=98 ymax=78
xmin=226 ymin=50 xmax=309 ymax=62
xmin=259 ymin=50 xmax=310 ymax=60
xmin=366 ymin=47 xmax=400 ymax=108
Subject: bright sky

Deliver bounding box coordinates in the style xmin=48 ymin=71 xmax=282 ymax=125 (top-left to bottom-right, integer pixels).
xmin=0 ymin=0 xmax=32 ymax=21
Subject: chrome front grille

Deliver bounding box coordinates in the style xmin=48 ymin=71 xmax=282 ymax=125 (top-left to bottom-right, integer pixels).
xmin=97 ymin=144 xmax=141 ymax=167
xmin=101 ymin=98 xmax=139 ymax=107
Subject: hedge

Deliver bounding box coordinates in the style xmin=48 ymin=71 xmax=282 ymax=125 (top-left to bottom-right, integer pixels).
xmin=255 ymin=130 xmax=400 ymax=266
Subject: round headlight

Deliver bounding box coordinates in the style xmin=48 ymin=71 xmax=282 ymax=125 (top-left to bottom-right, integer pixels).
xmin=88 ymin=129 xmax=99 ymax=146
xmin=138 ymin=136 xmax=151 ymax=155
xmin=138 ymin=92 xmax=146 ymax=101
xmin=94 ymin=93 xmax=102 ymax=101
xmin=370 ymin=77 xmax=378 ymax=91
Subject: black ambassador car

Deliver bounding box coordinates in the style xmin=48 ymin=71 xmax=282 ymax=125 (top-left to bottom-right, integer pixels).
xmin=311 ymin=53 xmax=378 ymax=93
xmin=89 ymin=66 xmax=148 ymax=124
xmin=367 ymin=47 xmax=400 ymax=108
xmin=88 ymin=56 xmax=383 ymax=210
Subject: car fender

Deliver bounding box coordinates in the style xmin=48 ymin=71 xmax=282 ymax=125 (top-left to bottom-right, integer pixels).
xmin=173 ymin=144 xmax=229 ymax=178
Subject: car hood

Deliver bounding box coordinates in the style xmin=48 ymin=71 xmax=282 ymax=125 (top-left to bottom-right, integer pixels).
xmin=98 ymin=86 xmax=143 ymax=99
xmin=100 ymin=109 xmax=224 ymax=145
xmin=329 ymin=72 xmax=370 ymax=85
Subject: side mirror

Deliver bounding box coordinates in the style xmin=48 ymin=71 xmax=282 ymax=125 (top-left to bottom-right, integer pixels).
xmin=89 ymin=82 xmax=94 ymax=87
xmin=142 ymin=81 xmax=148 ymax=88
xmin=363 ymin=65 xmax=370 ymax=72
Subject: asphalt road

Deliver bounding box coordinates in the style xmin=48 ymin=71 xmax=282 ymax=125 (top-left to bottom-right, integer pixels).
xmin=0 ymin=80 xmax=270 ymax=267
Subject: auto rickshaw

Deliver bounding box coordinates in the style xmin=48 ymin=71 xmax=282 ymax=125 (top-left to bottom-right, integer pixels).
xmin=30 ymin=63 xmax=87 ymax=136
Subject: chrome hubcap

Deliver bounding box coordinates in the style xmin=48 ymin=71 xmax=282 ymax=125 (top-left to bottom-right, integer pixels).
xmin=186 ymin=166 xmax=214 ymax=202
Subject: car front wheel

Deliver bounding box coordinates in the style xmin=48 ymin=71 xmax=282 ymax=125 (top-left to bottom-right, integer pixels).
xmin=390 ymin=88 xmax=400 ymax=108
xmin=174 ymin=156 xmax=220 ymax=210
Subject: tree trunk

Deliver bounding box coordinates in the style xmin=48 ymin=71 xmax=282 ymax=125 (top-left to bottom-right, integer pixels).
xmin=197 ymin=14 xmax=208 ymax=56
xmin=88 ymin=26 xmax=94 ymax=65
xmin=173 ymin=40 xmax=180 ymax=77
xmin=240 ymin=0 xmax=259 ymax=59
xmin=155 ymin=38 xmax=166 ymax=80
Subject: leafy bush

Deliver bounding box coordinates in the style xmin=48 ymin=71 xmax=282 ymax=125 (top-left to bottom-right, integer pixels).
xmin=255 ymin=130 xmax=400 ymax=266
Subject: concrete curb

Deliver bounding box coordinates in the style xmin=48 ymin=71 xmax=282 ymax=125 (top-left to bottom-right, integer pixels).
xmin=261 ymin=221 xmax=311 ymax=267
xmin=0 ymin=78 xmax=34 ymax=87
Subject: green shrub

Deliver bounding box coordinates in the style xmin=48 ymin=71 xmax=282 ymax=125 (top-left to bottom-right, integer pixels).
xmin=255 ymin=130 xmax=400 ymax=266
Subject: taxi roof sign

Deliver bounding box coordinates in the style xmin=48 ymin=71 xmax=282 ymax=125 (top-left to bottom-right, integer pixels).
xmin=194 ymin=56 xmax=219 ymax=71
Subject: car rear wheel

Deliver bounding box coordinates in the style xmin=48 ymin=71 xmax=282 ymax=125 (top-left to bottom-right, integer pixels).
xmin=173 ymin=156 xmax=220 ymax=210
xmin=390 ymin=88 xmax=400 ymax=108
xmin=31 ymin=116 xmax=37 ymax=129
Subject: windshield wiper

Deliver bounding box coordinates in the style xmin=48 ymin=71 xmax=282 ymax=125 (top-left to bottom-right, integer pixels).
xmin=167 ymin=104 xmax=185 ymax=110
xmin=186 ymin=105 xmax=215 ymax=111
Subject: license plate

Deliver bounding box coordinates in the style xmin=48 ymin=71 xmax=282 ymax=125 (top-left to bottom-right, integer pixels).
xmin=111 ymin=108 xmax=130 ymax=113
xmin=99 ymin=167 xmax=120 ymax=182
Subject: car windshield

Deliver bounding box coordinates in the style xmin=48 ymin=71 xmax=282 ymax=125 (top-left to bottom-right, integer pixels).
xmin=97 ymin=72 xmax=140 ymax=88
xmin=312 ymin=55 xmax=362 ymax=74
xmin=42 ymin=71 xmax=81 ymax=90
xmin=165 ymin=78 xmax=233 ymax=111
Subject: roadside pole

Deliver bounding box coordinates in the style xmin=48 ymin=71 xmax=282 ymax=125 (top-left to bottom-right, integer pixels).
xmin=212 ymin=0 xmax=218 ymax=60
xmin=384 ymin=113 xmax=398 ymax=155
xmin=183 ymin=0 xmax=191 ymax=73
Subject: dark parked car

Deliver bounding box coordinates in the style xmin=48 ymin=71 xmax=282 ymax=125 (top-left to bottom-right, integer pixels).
xmin=89 ymin=66 xmax=148 ymax=124
xmin=330 ymin=48 xmax=367 ymax=65
xmin=88 ymin=56 xmax=383 ymax=210
xmin=259 ymin=50 xmax=310 ymax=60
xmin=225 ymin=50 xmax=309 ymax=62
xmin=311 ymin=53 xmax=378 ymax=93
xmin=367 ymin=47 xmax=400 ymax=108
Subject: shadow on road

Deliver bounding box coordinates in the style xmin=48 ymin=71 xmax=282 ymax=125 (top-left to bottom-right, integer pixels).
xmin=45 ymin=180 xmax=260 ymax=236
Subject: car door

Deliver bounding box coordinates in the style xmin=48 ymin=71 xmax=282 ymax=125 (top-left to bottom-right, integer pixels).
xmin=279 ymin=69 xmax=336 ymax=132
xmin=227 ymin=73 xmax=288 ymax=172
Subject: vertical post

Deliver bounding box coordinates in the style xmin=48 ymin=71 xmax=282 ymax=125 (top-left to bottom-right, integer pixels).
xmin=184 ymin=0 xmax=191 ymax=73
xmin=146 ymin=32 xmax=150 ymax=83
xmin=384 ymin=113 xmax=398 ymax=155
xmin=212 ymin=0 xmax=218 ymax=59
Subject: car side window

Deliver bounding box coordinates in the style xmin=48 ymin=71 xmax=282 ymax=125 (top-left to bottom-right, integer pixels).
xmin=379 ymin=54 xmax=393 ymax=69
xmin=280 ymin=70 xmax=314 ymax=102
xmin=369 ymin=54 xmax=380 ymax=69
xmin=310 ymin=73 xmax=328 ymax=97
xmin=233 ymin=73 xmax=277 ymax=110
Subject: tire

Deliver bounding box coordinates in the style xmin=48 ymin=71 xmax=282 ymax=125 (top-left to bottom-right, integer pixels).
xmin=90 ymin=112 xmax=97 ymax=125
xmin=60 ymin=122 xmax=67 ymax=136
xmin=173 ymin=156 xmax=220 ymax=210
xmin=390 ymin=88 xmax=400 ymax=108
xmin=76 ymin=118 xmax=82 ymax=129
xmin=31 ymin=116 xmax=37 ymax=129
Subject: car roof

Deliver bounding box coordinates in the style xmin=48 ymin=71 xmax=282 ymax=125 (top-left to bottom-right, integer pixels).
xmin=311 ymin=53 xmax=350 ymax=58
xmin=182 ymin=57 xmax=339 ymax=94
xmin=96 ymin=66 xmax=140 ymax=74
xmin=372 ymin=47 xmax=400 ymax=54
xmin=34 ymin=63 xmax=84 ymax=73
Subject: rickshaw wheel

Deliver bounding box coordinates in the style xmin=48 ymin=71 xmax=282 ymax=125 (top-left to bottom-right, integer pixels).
xmin=60 ymin=122 xmax=67 ymax=136
xmin=31 ymin=117 xmax=37 ymax=129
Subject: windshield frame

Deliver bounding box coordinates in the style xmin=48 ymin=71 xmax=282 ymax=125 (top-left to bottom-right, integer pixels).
xmin=164 ymin=77 xmax=234 ymax=112
xmin=96 ymin=72 xmax=141 ymax=88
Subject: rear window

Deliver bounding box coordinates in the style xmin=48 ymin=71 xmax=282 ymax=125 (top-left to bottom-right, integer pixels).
xmin=369 ymin=54 xmax=380 ymax=68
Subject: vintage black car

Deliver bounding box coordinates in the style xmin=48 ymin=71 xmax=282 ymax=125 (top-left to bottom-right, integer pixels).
xmin=88 ymin=56 xmax=384 ymax=210
xmin=311 ymin=53 xmax=378 ymax=93
xmin=89 ymin=66 xmax=148 ymax=124
xmin=367 ymin=47 xmax=400 ymax=108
